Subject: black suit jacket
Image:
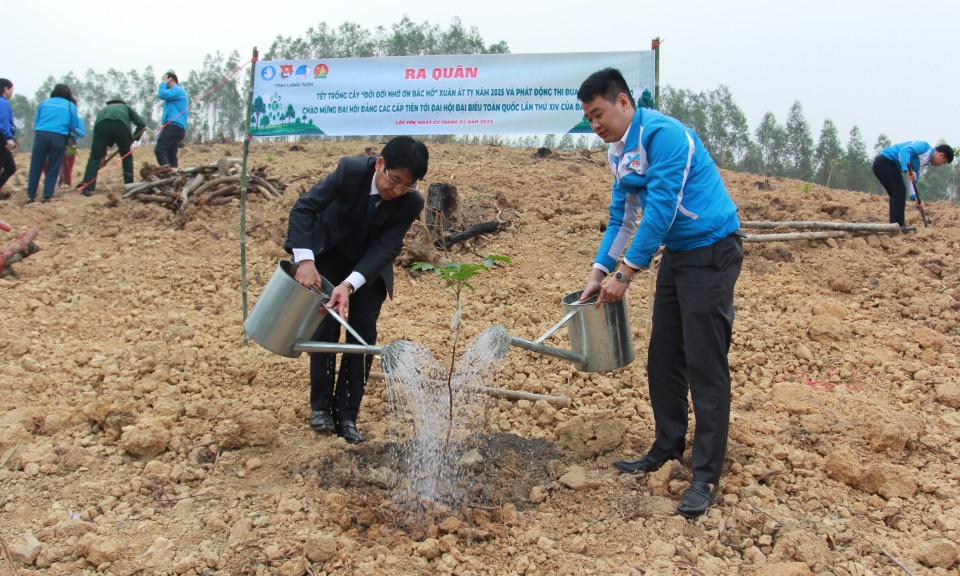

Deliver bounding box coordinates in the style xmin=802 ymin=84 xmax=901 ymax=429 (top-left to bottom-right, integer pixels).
xmin=284 ymin=156 xmax=424 ymax=297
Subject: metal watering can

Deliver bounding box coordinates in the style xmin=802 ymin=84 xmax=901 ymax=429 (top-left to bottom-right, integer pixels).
xmin=243 ymin=260 xmax=413 ymax=369
xmin=490 ymin=290 xmax=635 ymax=372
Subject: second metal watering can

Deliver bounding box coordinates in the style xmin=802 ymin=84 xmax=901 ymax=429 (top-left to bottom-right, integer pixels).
xmin=492 ymin=290 xmax=635 ymax=372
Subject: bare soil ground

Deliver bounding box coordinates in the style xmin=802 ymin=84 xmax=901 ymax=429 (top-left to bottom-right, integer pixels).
xmin=1 ymin=141 xmax=958 ymax=576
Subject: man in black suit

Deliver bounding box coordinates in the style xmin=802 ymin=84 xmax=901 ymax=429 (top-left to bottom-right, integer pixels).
xmin=284 ymin=136 xmax=428 ymax=444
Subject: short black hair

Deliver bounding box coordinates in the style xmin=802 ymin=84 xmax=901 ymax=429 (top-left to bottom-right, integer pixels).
xmin=381 ymin=136 xmax=429 ymax=181
xmin=936 ymin=143 xmax=954 ymax=164
xmin=167 ymin=72 xmax=179 ymax=84
xmin=0 ymin=79 xmax=11 ymax=92
xmin=577 ymin=67 xmax=636 ymax=108
xmin=51 ymin=83 xmax=73 ymax=101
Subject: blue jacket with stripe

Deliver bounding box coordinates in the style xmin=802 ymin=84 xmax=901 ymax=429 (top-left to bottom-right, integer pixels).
xmin=880 ymin=141 xmax=935 ymax=181
xmin=594 ymin=107 xmax=740 ymax=271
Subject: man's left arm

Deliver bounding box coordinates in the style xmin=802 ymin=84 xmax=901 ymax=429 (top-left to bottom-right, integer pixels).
xmin=70 ymin=103 xmax=86 ymax=139
xmin=129 ymin=108 xmax=148 ymax=135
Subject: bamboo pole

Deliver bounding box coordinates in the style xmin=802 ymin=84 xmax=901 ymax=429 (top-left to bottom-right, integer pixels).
xmin=743 ymin=231 xmax=849 ymax=242
xmin=465 ymin=385 xmax=570 ymax=407
xmin=741 ymin=221 xmax=900 ymax=233
xmin=368 ymin=372 xmax=571 ymax=407
xmin=651 ymin=37 xmax=661 ymax=109
xmin=240 ymin=47 xmax=258 ymax=345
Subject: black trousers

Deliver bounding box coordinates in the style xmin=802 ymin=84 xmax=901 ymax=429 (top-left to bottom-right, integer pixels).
xmin=0 ymin=134 xmax=15 ymax=192
xmin=308 ymin=257 xmax=387 ymax=423
xmin=646 ymin=233 xmax=743 ymax=485
xmin=872 ymin=155 xmax=908 ymax=226
xmin=155 ymin=124 xmax=185 ymax=168
xmin=81 ymin=120 xmax=134 ymax=192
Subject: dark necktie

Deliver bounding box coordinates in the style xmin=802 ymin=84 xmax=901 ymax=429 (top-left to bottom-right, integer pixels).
xmin=367 ymin=194 xmax=379 ymax=214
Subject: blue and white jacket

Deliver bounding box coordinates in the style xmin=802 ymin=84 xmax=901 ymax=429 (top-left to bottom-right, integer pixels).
xmin=158 ymin=82 xmax=189 ymax=129
xmin=880 ymin=141 xmax=935 ymax=182
xmin=594 ymin=107 xmax=740 ymax=271
xmin=0 ymin=96 xmax=15 ymax=141
xmin=34 ymin=96 xmax=86 ymax=138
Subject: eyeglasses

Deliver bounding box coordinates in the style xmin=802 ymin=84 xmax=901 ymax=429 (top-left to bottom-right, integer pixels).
xmin=383 ymin=167 xmax=419 ymax=194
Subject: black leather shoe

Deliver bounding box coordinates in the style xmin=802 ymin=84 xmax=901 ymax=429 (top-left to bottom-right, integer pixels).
xmin=677 ymin=480 xmax=719 ymax=519
xmin=309 ymin=411 xmax=335 ymax=433
xmin=612 ymin=454 xmax=668 ymax=474
xmin=337 ymin=420 xmax=364 ymax=444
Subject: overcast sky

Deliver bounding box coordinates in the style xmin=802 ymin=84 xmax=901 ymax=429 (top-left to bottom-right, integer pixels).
xmin=6 ymin=0 xmax=956 ymax=150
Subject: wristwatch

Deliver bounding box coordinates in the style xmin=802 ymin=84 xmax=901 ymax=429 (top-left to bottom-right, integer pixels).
xmin=613 ymin=271 xmax=632 ymax=284
xmin=340 ymin=280 xmax=355 ymax=295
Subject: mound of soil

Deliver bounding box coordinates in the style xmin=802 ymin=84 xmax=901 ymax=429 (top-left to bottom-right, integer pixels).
xmin=0 ymin=141 xmax=958 ymax=575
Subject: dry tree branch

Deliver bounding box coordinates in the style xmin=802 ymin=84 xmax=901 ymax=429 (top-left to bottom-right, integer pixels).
xmin=880 ymin=546 xmax=917 ymax=576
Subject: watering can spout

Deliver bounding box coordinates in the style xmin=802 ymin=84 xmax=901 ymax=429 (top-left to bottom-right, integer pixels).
xmin=290 ymin=339 xmax=413 ymax=372
xmin=494 ymin=324 xmax=588 ymax=366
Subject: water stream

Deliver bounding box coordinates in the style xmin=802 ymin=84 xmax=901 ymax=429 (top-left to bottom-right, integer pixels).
xmin=382 ymin=326 xmax=509 ymax=508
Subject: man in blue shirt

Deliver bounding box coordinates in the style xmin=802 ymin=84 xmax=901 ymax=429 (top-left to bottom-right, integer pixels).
xmin=155 ymin=71 xmax=189 ymax=168
xmin=872 ymin=141 xmax=954 ymax=233
xmin=577 ymin=68 xmax=743 ymax=519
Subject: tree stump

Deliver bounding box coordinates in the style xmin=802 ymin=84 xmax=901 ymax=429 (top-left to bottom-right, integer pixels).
xmin=425 ymin=183 xmax=461 ymax=245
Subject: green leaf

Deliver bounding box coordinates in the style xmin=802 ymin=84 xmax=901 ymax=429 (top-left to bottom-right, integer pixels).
xmin=411 ymin=262 xmax=436 ymax=272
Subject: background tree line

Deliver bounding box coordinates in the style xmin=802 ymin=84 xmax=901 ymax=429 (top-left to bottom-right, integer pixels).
xmin=10 ymin=16 xmax=959 ymax=201
xmin=659 ymin=86 xmax=960 ymax=202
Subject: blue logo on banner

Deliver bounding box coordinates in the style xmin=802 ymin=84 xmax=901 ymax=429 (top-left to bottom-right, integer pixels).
xmin=261 ymin=66 xmax=276 ymax=81
xmin=295 ymin=65 xmax=309 ymax=79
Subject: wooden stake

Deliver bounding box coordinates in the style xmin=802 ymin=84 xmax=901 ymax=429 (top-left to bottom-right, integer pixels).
xmin=741 ymin=221 xmax=900 ymax=233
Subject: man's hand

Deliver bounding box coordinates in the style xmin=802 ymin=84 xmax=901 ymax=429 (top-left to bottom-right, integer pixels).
xmin=597 ymin=271 xmax=630 ymax=308
xmin=906 ymin=170 xmax=916 ymax=182
xmin=579 ymin=268 xmax=606 ymax=303
xmin=325 ymin=284 xmax=350 ymax=317
xmin=293 ymin=259 xmax=324 ymax=292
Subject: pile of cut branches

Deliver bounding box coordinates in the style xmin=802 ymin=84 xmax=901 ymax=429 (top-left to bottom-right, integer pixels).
xmin=122 ymin=158 xmax=286 ymax=214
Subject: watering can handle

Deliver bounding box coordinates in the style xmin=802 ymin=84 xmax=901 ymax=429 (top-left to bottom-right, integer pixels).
xmin=323 ymin=304 xmax=370 ymax=346
xmin=535 ymin=309 xmax=580 ymax=345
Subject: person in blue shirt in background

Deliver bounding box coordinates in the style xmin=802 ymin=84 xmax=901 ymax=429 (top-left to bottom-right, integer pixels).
xmin=155 ymin=71 xmax=189 ymax=168
xmin=872 ymin=141 xmax=954 ymax=233
xmin=0 ymin=78 xmax=17 ymax=201
xmin=577 ymin=68 xmax=743 ymax=519
xmin=27 ymin=84 xmax=85 ymax=203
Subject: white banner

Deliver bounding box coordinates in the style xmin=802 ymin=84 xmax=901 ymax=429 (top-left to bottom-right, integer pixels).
xmin=250 ymin=51 xmax=655 ymax=137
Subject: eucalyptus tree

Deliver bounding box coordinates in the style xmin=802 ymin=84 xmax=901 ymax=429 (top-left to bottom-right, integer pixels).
xmin=814 ymin=119 xmax=844 ymax=187
xmin=784 ymin=101 xmax=814 ymax=182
